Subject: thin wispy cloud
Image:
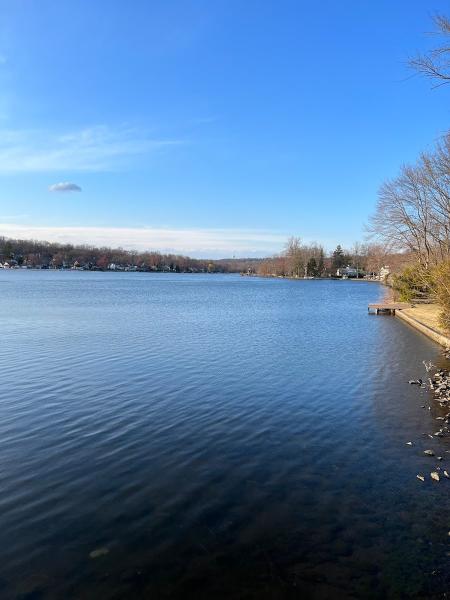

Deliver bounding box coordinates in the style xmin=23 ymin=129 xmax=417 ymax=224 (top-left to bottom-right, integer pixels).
xmin=0 ymin=125 xmax=183 ymax=173
xmin=49 ymin=182 xmax=82 ymax=192
xmin=0 ymin=214 xmax=29 ymax=221
xmin=0 ymin=224 xmax=287 ymax=258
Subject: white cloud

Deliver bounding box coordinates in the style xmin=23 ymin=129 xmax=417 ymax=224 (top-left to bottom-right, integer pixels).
xmin=0 ymin=224 xmax=287 ymax=258
xmin=0 ymin=125 xmax=182 ymax=173
xmin=49 ymin=182 xmax=82 ymax=192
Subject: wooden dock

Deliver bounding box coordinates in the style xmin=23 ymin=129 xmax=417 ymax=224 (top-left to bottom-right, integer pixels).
xmin=368 ymin=302 xmax=411 ymax=315
xmin=368 ymin=302 xmax=450 ymax=347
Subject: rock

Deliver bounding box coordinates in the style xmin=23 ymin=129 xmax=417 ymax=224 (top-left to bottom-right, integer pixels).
xmin=437 ymin=456 xmax=443 ymax=461
xmin=89 ymin=547 xmax=109 ymax=559
xmin=431 ymin=472 xmax=440 ymax=482
xmin=406 ymin=441 xmax=413 ymax=446
xmin=417 ymin=475 xmax=425 ymax=482
xmin=444 ymin=470 xmax=449 ymax=478
xmin=424 ymin=450 xmax=435 ymax=456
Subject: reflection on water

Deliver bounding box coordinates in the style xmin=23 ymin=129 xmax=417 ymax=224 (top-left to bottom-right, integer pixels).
xmin=0 ymin=271 xmax=449 ymax=598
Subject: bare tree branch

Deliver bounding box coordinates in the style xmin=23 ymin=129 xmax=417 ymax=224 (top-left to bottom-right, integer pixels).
xmin=409 ymin=14 xmax=450 ymax=85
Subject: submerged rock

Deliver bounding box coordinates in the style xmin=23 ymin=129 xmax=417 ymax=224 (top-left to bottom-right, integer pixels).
xmin=89 ymin=547 xmax=109 ymax=559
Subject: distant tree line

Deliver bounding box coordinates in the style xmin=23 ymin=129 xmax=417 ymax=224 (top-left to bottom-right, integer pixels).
xmin=256 ymin=237 xmax=405 ymax=278
xmin=0 ymin=236 xmax=263 ymax=274
xmin=1 ymin=233 xmax=408 ymax=281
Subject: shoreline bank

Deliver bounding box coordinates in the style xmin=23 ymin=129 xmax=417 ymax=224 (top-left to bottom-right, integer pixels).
xmin=396 ymin=305 xmax=450 ymax=348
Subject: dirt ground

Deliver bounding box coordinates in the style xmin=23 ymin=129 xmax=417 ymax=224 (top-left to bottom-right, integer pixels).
xmin=401 ymin=304 xmax=445 ymax=335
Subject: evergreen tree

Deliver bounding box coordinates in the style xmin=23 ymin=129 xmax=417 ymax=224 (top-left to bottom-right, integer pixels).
xmin=1 ymin=240 xmax=13 ymax=260
xmin=332 ymin=245 xmax=345 ymax=270
xmin=307 ymin=257 xmax=318 ymax=277
xmin=318 ymin=248 xmax=325 ymax=276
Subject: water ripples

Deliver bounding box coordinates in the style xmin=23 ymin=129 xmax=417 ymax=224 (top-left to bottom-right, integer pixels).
xmin=0 ymin=272 xmax=449 ymax=598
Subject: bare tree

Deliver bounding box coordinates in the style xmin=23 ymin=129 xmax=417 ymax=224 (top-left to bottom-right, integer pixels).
xmin=410 ymin=14 xmax=450 ymax=86
xmin=284 ymin=237 xmax=303 ymax=277
xmin=257 ymin=238 xmax=327 ymax=278
xmin=370 ymin=133 xmax=450 ymax=270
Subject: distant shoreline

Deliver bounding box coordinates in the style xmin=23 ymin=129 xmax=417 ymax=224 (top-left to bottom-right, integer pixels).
xmin=0 ymin=269 xmax=386 ymax=283
xmin=242 ymin=273 xmax=384 ymax=283
xmin=0 ymin=267 xmax=236 ymax=274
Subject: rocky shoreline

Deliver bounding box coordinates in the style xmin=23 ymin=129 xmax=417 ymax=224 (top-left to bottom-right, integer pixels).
xmin=409 ymin=352 xmax=450 ymax=485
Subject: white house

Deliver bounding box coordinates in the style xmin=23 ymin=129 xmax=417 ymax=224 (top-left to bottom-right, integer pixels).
xmin=379 ymin=265 xmax=390 ymax=280
xmin=336 ymin=266 xmax=358 ymax=278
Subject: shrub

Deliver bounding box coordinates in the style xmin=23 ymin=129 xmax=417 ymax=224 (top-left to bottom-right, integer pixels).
xmin=392 ymin=265 xmax=432 ymax=302
xmin=430 ymin=261 xmax=450 ymax=331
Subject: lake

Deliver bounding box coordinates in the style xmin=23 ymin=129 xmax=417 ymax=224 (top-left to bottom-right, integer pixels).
xmin=0 ymin=271 xmax=449 ymax=599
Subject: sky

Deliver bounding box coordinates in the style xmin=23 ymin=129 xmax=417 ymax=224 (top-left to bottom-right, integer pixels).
xmin=0 ymin=0 xmax=449 ymax=258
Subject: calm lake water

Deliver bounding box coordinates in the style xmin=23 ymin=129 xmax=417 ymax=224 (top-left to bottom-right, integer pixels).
xmin=1 ymin=271 xmax=449 ymax=599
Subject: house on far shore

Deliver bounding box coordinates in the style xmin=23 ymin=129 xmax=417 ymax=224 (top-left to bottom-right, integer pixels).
xmin=379 ymin=265 xmax=390 ymax=280
xmin=336 ymin=266 xmax=358 ymax=278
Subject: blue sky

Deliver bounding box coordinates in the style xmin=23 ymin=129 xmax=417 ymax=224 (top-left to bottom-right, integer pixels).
xmin=0 ymin=0 xmax=448 ymax=257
